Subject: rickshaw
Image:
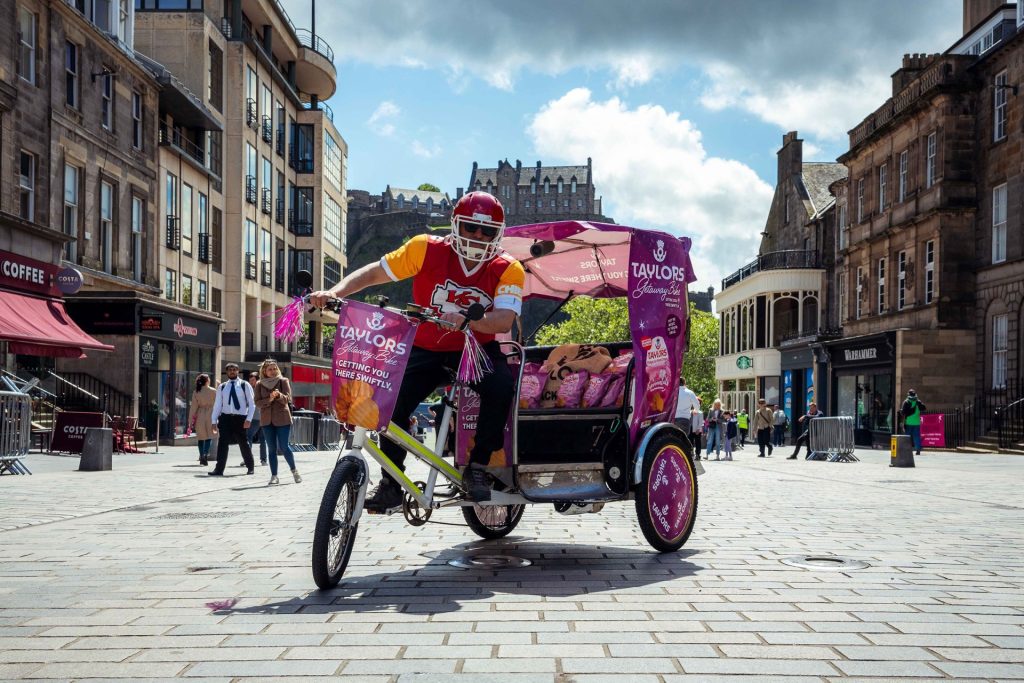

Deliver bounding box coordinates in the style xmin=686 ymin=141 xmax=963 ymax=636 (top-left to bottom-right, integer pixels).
xmin=299 ymin=221 xmax=704 ymax=589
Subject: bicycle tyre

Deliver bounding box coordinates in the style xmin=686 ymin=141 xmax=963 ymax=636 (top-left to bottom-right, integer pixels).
xmin=462 ymin=503 xmax=525 ymax=539
xmin=311 ymin=458 xmax=362 ymax=589
xmin=634 ymin=431 xmax=698 ymax=552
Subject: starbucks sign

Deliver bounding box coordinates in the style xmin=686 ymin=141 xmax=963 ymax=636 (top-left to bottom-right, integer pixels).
xmin=736 ymin=355 xmax=753 ymax=370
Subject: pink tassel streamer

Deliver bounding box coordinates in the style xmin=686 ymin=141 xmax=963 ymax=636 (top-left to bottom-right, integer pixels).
xmin=205 ymin=598 xmax=239 ymax=611
xmin=457 ymin=331 xmax=492 ymax=384
xmin=265 ymin=297 xmax=306 ymax=343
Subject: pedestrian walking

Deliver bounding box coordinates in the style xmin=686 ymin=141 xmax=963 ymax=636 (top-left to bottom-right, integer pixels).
xmin=187 ymin=374 xmax=217 ymax=466
xmin=253 ymin=359 xmax=301 ymax=485
xmin=722 ymin=411 xmax=736 ymax=461
xmin=789 ymin=402 xmax=826 ymax=459
xmin=772 ymin=404 xmax=788 ymax=446
xmin=753 ymin=398 xmax=774 ymax=457
xmin=704 ymin=399 xmax=724 ymax=460
xmin=243 ymin=373 xmax=267 ymax=467
xmin=209 ymin=362 xmax=256 ymax=476
xmin=736 ymin=408 xmax=748 ymax=448
xmin=900 ymin=389 xmax=927 ymax=455
xmin=674 ymin=378 xmax=703 ymax=459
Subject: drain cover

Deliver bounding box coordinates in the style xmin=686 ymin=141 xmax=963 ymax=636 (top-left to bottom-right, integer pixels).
xmin=447 ymin=554 xmax=532 ymax=569
xmin=160 ymin=512 xmax=240 ymax=520
xmin=781 ymin=555 xmax=868 ymax=571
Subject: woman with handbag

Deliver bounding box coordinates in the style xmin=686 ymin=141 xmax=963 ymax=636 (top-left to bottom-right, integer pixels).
xmin=253 ymin=358 xmax=301 ymax=485
xmin=187 ymin=374 xmax=217 ymax=465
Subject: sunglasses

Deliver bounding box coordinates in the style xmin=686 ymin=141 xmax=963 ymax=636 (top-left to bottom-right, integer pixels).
xmin=461 ymin=222 xmax=500 ymax=238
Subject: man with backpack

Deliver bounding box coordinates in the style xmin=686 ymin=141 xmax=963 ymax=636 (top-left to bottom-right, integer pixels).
xmin=901 ymin=389 xmax=927 ymax=456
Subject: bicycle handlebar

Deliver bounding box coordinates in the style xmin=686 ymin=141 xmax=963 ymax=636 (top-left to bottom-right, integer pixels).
xmin=304 ymin=295 xmax=485 ymax=330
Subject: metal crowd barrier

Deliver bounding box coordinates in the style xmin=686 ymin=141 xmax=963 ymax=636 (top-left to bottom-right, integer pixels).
xmin=808 ymin=416 xmax=858 ymax=462
xmin=0 ymin=391 xmax=32 ymax=475
xmin=317 ymin=417 xmax=343 ymax=450
xmin=289 ymin=415 xmax=317 ymax=451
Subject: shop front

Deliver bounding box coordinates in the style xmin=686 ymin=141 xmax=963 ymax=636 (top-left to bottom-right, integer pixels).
xmin=780 ymin=345 xmax=817 ymax=442
xmin=825 ymin=332 xmax=896 ymax=447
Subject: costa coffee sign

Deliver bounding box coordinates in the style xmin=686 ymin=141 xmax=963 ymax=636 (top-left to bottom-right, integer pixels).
xmin=0 ymin=249 xmax=61 ymax=297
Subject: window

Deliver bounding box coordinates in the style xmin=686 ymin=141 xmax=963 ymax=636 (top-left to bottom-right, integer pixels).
xmin=837 ymin=203 xmax=848 ymax=250
xmin=181 ymin=274 xmax=193 ymax=306
xmin=207 ymin=40 xmax=223 ymax=112
xmin=197 ymin=280 xmax=207 ymax=310
xmin=571 ymin=179 xmax=577 ymax=193
xmin=288 ymin=248 xmax=313 ymax=295
xmin=245 ymin=144 xmax=256 ymax=203
xmin=262 ymin=156 xmax=272 ymax=212
xmin=211 ymin=287 xmax=222 ymax=315
xmin=291 ymin=186 xmax=314 ymax=235
xmin=530 ymin=180 xmax=536 ymax=194
xmin=63 ymin=164 xmax=80 ymax=260
xmin=324 ymin=256 xmax=342 ymax=290
xmin=18 ymin=7 xmax=36 ymax=84
xmin=291 ymin=123 xmax=314 ymax=173
xmin=118 ymin=0 xmax=129 ymax=44
xmin=855 ymin=266 xmax=864 ymax=320
xmin=132 ymin=92 xmax=143 ymax=149
xmin=877 ymin=257 xmax=886 ymax=314
xmin=18 ymin=151 xmax=35 ymax=221
xmin=995 ymin=71 xmax=1008 ymax=142
xmin=65 ymin=42 xmax=79 ymax=108
xmin=838 ymin=271 xmax=847 ymax=323
xmin=856 ymin=178 xmax=865 ymax=222
xmin=324 ymin=133 xmax=342 ymax=189
xmin=524 ymin=200 xmax=531 ymax=208
xmin=898 ymin=150 xmax=908 ymax=203
xmin=557 ymin=179 xmax=563 ymax=193
xmin=261 ymin=229 xmax=272 ymax=286
xmin=181 ymin=183 xmax=193 ymax=255
xmin=993 ymin=314 xmax=1008 ymax=389
xmin=502 ymin=185 xmax=510 ymax=199
xmin=165 ymin=269 xmax=176 ymax=300
xmin=95 ymin=0 xmax=111 ymax=32
xmin=323 ymin=195 xmax=342 ymax=249
xmin=544 ymin=180 xmax=549 ymax=194
xmin=550 ymin=199 xmax=555 ymax=208
xmin=211 ymin=207 xmax=222 ymax=273
xmin=878 ymin=163 xmax=887 ymax=209
xmin=245 ymin=219 xmax=257 ymax=279
xmin=165 ymin=170 xmax=177 ymax=221
xmin=563 ymin=199 xmax=569 ymax=207
xmin=992 ymin=183 xmax=1007 ymax=263
xmin=100 ymin=180 xmax=114 ymax=273
xmin=897 ymin=251 xmax=907 ymax=311
xmin=101 ymin=72 xmax=113 ymax=130
xmin=198 ymin=192 xmax=208 ymax=236
xmin=925 ymin=240 xmax=935 ymax=304
xmin=131 ymin=196 xmax=143 ymax=281
xmin=577 ymin=199 xmax=583 ymax=209
xmin=926 ymin=132 xmax=937 ymax=188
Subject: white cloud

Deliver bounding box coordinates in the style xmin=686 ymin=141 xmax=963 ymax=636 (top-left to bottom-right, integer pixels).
xmin=367 ymin=101 xmax=400 ymax=137
xmin=411 ymin=140 xmax=441 ymax=159
xmin=527 ymin=88 xmax=773 ymax=292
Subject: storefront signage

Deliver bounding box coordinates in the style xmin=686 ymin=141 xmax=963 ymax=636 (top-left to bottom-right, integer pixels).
xmin=0 ymin=249 xmax=61 ymax=297
xmin=140 ymin=316 xmax=163 ymax=332
xmin=138 ymin=309 xmax=218 ymax=347
xmin=736 ymin=355 xmax=753 ymax=370
xmin=65 ymin=301 xmax=136 ymax=334
xmin=50 ymin=411 xmax=106 ymax=453
xmin=55 ymin=267 xmax=83 ymax=294
xmin=921 ymin=413 xmax=946 ymax=448
xmin=173 ymin=317 xmax=199 ymax=338
xmin=222 ymin=332 xmax=241 ymax=346
xmin=140 ymin=338 xmax=156 ymax=368
xmin=844 ymin=348 xmax=878 ymax=362
xmin=830 ymin=335 xmax=894 ymax=367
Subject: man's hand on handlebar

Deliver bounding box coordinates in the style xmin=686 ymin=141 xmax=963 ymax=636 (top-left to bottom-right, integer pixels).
xmin=439 ymin=311 xmax=468 ymax=330
xmin=307 ymin=290 xmax=336 ymax=308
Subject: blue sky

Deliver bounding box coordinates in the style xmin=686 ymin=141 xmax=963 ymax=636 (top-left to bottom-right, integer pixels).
xmin=282 ymin=0 xmax=961 ymax=291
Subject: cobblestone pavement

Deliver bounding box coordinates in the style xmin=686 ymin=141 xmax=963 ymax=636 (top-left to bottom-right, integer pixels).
xmin=0 ymin=444 xmax=1022 ymax=681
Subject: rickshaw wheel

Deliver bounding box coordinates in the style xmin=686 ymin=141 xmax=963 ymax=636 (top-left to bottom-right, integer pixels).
xmin=634 ymin=431 xmax=698 ymax=553
xmin=462 ymin=503 xmax=525 ymax=539
xmin=311 ymin=458 xmax=362 ymax=589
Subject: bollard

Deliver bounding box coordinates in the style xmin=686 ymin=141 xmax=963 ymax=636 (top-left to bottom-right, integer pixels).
xmin=890 ymin=434 xmax=915 ymax=468
xmin=79 ymin=427 xmax=113 ymax=471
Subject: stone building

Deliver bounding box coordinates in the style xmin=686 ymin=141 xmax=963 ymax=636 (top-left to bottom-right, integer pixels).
xmin=381 ymin=185 xmax=451 ymax=219
xmin=715 ymin=132 xmax=846 ymax=422
xmin=466 ymin=158 xmax=605 ymax=224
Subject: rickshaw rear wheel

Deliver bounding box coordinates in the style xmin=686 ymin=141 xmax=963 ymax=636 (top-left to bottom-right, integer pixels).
xmin=634 ymin=431 xmax=698 ymax=553
xmin=462 ymin=503 xmax=525 ymax=539
xmin=312 ymin=458 xmax=362 ymax=589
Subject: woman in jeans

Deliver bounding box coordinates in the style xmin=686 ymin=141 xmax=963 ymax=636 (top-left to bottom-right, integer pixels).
xmin=253 ymin=359 xmax=301 ymax=485
xmin=704 ymin=399 xmax=724 ymax=459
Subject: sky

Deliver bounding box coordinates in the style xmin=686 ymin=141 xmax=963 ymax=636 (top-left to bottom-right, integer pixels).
xmin=281 ymin=0 xmax=962 ymax=293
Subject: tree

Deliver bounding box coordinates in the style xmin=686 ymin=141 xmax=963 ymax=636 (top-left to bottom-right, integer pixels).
xmin=418 ymin=183 xmax=440 ymax=192
xmin=533 ymin=297 xmax=719 ymax=403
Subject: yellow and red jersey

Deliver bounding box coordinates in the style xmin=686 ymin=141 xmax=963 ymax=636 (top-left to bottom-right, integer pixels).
xmin=380 ymin=234 xmax=525 ymax=351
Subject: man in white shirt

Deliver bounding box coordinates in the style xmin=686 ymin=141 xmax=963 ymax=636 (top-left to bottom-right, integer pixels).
xmin=209 ymin=362 xmax=256 ymax=476
xmin=674 ymin=378 xmax=703 ymax=459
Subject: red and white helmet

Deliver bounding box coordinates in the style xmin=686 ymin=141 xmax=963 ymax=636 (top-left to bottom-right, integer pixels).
xmin=450 ymin=191 xmax=506 ymax=263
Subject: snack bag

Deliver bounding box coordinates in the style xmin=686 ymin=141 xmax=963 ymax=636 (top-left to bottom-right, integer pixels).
xmin=598 ymin=375 xmax=627 ymax=408
xmin=581 ymin=373 xmax=616 ymax=408
xmin=642 ymin=336 xmax=670 ymax=415
xmin=608 ymin=352 xmax=633 ymax=374
xmin=518 ymin=371 xmax=547 ymax=409
xmin=523 ymin=362 xmax=542 ymax=374
xmin=556 ymin=370 xmax=589 ymax=408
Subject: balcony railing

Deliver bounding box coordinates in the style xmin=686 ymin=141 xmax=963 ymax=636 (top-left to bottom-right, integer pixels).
xmin=288 ymin=142 xmax=314 ymax=173
xmin=158 ymin=122 xmax=206 ymax=167
xmin=261 ymin=260 xmax=272 ymax=286
xmin=261 ymin=188 xmax=272 ymax=215
xmin=721 ymin=250 xmax=820 ymax=291
xmin=245 ymin=98 xmax=258 ymax=129
xmin=302 ymin=99 xmax=333 ymax=122
xmin=275 ymin=196 xmax=284 ymax=224
xmin=275 ymin=126 xmax=285 ymax=156
xmin=261 ymin=115 xmax=273 ymax=143
xmin=245 ymin=175 xmax=257 ymax=204
xmin=198 ymin=233 xmax=213 ymax=263
xmin=275 ymin=263 xmax=285 ymax=292
xmin=295 ymin=28 xmax=335 ymax=63
xmin=289 ymin=209 xmax=314 ymax=236
xmin=165 ymin=216 xmax=180 ymax=250
xmin=245 ymin=252 xmax=257 ymax=280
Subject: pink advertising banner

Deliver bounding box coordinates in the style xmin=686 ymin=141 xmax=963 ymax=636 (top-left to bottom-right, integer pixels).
xmin=454 ymin=385 xmax=514 ymax=467
xmin=920 ymin=413 xmax=945 ymax=448
xmin=330 ymin=300 xmax=418 ymax=432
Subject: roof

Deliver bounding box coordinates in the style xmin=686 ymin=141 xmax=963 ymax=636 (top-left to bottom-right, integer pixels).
xmin=800 ymin=163 xmax=848 ymax=217
xmin=471 ymin=163 xmax=590 ymax=188
xmin=385 ymin=186 xmax=451 ymax=204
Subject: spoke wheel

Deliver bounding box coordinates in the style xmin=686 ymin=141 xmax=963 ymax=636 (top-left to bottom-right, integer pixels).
xmin=312 ymin=459 xmax=362 ymax=589
xmin=462 ymin=503 xmax=525 ymax=539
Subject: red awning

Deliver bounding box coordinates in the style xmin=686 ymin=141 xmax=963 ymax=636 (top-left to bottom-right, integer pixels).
xmin=0 ymin=290 xmax=114 ymax=357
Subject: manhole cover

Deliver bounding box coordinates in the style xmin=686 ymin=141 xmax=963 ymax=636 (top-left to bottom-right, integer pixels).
xmin=780 ymin=555 xmax=868 ymax=571
xmin=160 ymin=512 xmax=240 ymax=520
xmin=447 ymin=554 xmax=532 ymax=569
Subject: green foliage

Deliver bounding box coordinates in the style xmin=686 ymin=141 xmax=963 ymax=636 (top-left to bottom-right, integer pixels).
xmin=418 ymin=183 xmax=441 ymax=192
xmin=683 ymin=303 xmax=719 ymax=404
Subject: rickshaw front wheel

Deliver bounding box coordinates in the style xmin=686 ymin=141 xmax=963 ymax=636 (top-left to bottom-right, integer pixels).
xmin=462 ymin=503 xmax=525 ymax=539
xmin=312 ymin=458 xmax=362 ymax=589
xmin=634 ymin=431 xmax=698 ymax=552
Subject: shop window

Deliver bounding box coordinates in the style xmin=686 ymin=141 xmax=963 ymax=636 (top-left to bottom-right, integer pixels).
xmin=836 ymin=372 xmax=894 ymax=434
xmin=993 ymin=314 xmax=1008 ymax=389
xmin=772 ymin=297 xmax=798 ymax=346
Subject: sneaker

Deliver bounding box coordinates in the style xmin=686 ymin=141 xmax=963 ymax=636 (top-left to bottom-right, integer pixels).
xmin=208 ymin=471 xmax=224 ymax=476
xmin=465 ymin=465 xmax=492 ymax=502
xmin=365 ymin=479 xmax=403 ymax=513
xmin=292 ymin=469 xmax=302 ymax=483
xmin=787 ymin=455 xmax=797 ymax=460
xmin=269 ymin=475 xmax=279 ymax=485
xmin=246 ymin=468 xmax=254 ymax=475
xmin=260 ymin=459 xmax=267 ymax=466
